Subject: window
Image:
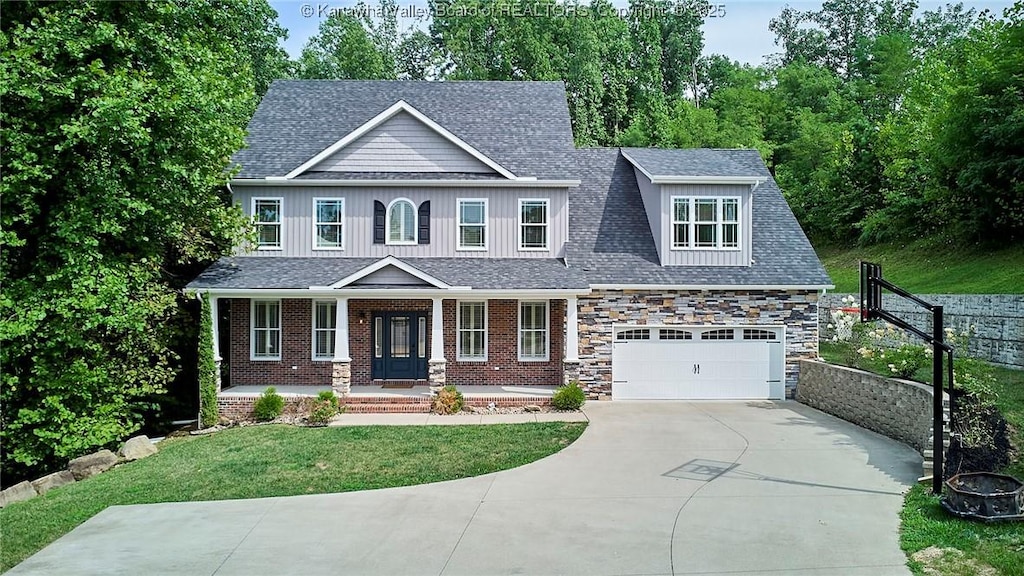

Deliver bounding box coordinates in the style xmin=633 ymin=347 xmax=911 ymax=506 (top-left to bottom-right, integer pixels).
xmin=519 ymin=301 xmax=548 ymax=360
xmin=457 ymin=199 xmax=487 ymax=250
xmin=252 ymin=300 xmax=281 ymax=359
xmin=519 ymin=199 xmax=548 ymax=250
xmin=659 ymin=329 xmax=693 ymax=340
xmin=671 ymin=197 xmax=741 ymax=250
xmin=743 ymin=328 xmax=778 ymax=341
xmin=701 ymin=328 xmax=735 ymax=340
xmin=314 ymin=199 xmax=344 ymax=249
xmin=616 ymin=328 xmax=650 ymax=341
xmin=387 ymin=199 xmax=416 ymax=244
xmin=253 ymin=198 xmax=282 ymax=249
xmin=312 ymin=301 xmax=336 ymax=360
xmin=457 ymin=301 xmax=487 ymax=361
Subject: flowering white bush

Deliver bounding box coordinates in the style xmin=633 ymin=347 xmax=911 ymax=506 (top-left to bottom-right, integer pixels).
xmin=828 ymin=294 xmax=858 ymax=342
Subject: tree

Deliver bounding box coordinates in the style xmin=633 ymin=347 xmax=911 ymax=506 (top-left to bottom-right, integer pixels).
xmin=1 ymin=1 xmax=256 ymax=481
xmin=297 ymin=11 xmax=394 ymax=79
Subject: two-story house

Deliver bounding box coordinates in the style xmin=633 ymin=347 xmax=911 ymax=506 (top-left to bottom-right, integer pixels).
xmin=187 ymin=80 xmax=832 ymax=411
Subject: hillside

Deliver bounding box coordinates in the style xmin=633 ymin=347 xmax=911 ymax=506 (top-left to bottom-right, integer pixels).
xmin=816 ymin=241 xmax=1024 ymax=294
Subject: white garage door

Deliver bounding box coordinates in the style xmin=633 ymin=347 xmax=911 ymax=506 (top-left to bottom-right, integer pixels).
xmin=612 ymin=326 xmax=785 ymax=400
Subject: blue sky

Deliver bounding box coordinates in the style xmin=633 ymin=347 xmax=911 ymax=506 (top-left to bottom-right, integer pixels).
xmin=269 ymin=1 xmax=1014 ymax=66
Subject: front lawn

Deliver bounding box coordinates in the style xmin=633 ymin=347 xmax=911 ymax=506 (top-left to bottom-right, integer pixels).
xmin=0 ymin=422 xmax=586 ymax=572
xmin=820 ymin=341 xmax=1024 ymax=573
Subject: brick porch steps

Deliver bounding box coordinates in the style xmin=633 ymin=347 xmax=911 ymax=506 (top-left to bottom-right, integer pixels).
xmin=340 ymin=394 xmax=554 ymax=414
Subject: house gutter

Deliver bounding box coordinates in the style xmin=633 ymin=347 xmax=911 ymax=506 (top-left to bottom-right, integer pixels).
xmin=231 ymin=178 xmax=582 ymax=188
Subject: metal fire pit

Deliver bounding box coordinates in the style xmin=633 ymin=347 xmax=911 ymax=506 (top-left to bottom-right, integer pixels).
xmin=941 ymin=472 xmax=1024 ymax=522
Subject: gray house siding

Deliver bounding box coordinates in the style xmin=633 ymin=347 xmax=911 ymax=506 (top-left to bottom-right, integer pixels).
xmin=633 ymin=168 xmax=663 ymax=261
xmin=658 ymin=183 xmax=752 ymax=267
xmin=235 ymin=185 xmax=569 ymax=259
xmin=311 ymin=111 xmax=495 ymax=174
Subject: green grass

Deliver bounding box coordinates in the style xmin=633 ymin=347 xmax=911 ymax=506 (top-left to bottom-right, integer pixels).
xmin=820 ymin=341 xmax=1024 ymax=573
xmin=0 ymin=422 xmax=586 ymax=572
xmin=816 ymin=240 xmax=1024 ymax=294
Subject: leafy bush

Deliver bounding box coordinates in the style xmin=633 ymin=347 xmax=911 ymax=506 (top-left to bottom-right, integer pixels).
xmin=253 ymin=387 xmax=285 ymax=421
xmin=432 ymin=385 xmax=464 ymax=415
xmin=551 ymin=382 xmax=586 ymax=410
xmin=307 ymin=391 xmax=338 ymax=426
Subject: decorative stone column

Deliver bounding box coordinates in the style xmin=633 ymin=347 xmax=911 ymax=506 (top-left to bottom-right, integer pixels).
xmin=332 ymin=297 xmax=351 ymax=395
xmin=429 ymin=297 xmax=446 ymax=386
xmin=563 ymin=295 xmax=581 ymax=386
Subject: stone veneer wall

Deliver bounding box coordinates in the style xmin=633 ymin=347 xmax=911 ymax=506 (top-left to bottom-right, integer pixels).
xmin=797 ymin=359 xmax=933 ymax=452
xmin=820 ymin=293 xmax=1024 ymax=369
xmin=577 ymin=289 xmax=819 ymax=398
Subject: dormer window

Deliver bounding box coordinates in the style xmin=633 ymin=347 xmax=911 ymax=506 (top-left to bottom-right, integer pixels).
xmin=671 ymin=197 xmax=740 ymax=250
xmin=387 ymin=199 xmax=417 ymax=244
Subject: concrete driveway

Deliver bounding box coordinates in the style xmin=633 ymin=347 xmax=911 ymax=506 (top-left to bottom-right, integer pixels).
xmin=9 ymin=401 xmax=921 ymax=576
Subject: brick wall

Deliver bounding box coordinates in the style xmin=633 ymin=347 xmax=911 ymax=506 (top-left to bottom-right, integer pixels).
xmin=577 ymin=289 xmax=820 ymax=397
xmin=227 ymin=297 xmax=566 ymax=388
xmin=228 ymin=299 xmax=333 ymax=386
xmin=445 ymin=299 xmax=565 ymax=386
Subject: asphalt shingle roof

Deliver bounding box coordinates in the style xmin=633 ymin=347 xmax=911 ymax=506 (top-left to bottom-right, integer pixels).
xmin=187 ymin=257 xmax=588 ymax=291
xmin=620 ymin=147 xmax=768 ymax=178
xmin=568 ymin=148 xmax=832 ymax=287
xmin=234 ymin=80 xmax=577 ymax=181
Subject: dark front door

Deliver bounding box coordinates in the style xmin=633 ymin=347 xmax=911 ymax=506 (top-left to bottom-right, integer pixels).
xmin=371 ymin=312 xmax=428 ymax=380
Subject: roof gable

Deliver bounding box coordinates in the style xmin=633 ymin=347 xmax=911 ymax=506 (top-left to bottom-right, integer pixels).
xmin=285 ymin=101 xmax=515 ymax=179
xmin=324 ymin=256 xmax=453 ymax=289
xmin=234 ymin=81 xmax=578 ymax=180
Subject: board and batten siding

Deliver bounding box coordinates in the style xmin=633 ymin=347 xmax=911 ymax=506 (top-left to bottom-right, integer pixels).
xmin=312 ymin=111 xmax=494 ymax=174
xmin=633 ymin=168 xmax=663 ymax=261
xmin=658 ymin=183 xmax=752 ymax=267
xmin=234 ymin=186 xmax=569 ymax=259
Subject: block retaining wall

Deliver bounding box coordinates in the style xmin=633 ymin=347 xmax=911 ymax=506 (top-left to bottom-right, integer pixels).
xmin=797 ymin=359 xmax=935 ymax=453
xmin=820 ymin=293 xmax=1023 ymax=369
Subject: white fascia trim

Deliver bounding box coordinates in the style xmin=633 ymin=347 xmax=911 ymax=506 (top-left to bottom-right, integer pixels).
xmin=619 ymin=151 xmax=764 ymax=186
xmin=234 ymin=178 xmax=581 ymax=188
xmin=196 ymin=288 xmax=591 ymax=299
xmin=326 ymin=255 xmax=451 ymax=289
xmin=282 ymin=100 xmax=518 ymax=180
xmin=590 ymin=284 xmax=835 ymax=291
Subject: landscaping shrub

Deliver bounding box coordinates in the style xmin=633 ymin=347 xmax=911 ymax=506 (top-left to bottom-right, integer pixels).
xmin=253 ymin=387 xmax=285 ymax=421
xmin=198 ymin=293 xmax=219 ymax=428
xmin=307 ymin=391 xmax=339 ymax=426
xmin=551 ymin=382 xmax=585 ymax=410
xmin=432 ymin=385 xmax=464 ymax=415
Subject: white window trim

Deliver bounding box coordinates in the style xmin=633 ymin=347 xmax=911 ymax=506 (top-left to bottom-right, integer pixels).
xmin=456 ymin=300 xmax=488 ymax=361
xmin=312 ymin=197 xmax=345 ymax=251
xmin=518 ymin=300 xmax=549 ymax=362
xmin=250 ymin=299 xmax=281 ymax=361
xmin=669 ymin=196 xmax=742 ymax=251
xmin=456 ymin=198 xmax=488 ymax=251
xmin=252 ymin=197 xmax=283 ymax=251
xmin=518 ymin=198 xmax=549 ymax=252
xmin=386 ymin=197 xmax=418 ymax=245
xmin=311 ymin=300 xmax=336 ymax=361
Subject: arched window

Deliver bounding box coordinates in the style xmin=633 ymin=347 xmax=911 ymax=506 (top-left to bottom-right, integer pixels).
xmin=387 ymin=199 xmax=416 ymax=244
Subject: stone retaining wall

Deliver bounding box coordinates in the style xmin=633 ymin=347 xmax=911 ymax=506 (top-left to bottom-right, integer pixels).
xmin=797 ymin=359 xmax=934 ymax=453
xmin=820 ymin=293 xmax=1023 ymax=369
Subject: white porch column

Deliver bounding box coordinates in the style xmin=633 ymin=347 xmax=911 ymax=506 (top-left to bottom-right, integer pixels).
xmin=565 ymin=295 xmax=580 ymax=362
xmin=333 ymin=297 xmax=351 ymax=362
xmin=430 ymin=297 xmax=445 ymax=362
xmin=209 ymin=296 xmax=221 ymax=363
xmin=210 ymin=295 xmax=222 ymax=392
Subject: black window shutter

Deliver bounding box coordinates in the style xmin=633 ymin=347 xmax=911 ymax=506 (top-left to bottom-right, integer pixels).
xmin=418 ymin=201 xmax=430 ymax=244
xmin=373 ymin=201 xmax=385 ymax=244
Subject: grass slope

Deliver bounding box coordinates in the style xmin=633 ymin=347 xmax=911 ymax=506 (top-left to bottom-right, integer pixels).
xmin=0 ymin=422 xmax=586 ymax=572
xmin=816 ymin=241 xmax=1024 ymax=294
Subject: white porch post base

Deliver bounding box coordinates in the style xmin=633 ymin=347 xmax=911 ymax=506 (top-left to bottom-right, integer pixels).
xmin=562 ymin=360 xmax=580 ymax=386
xmin=428 ymin=360 xmax=447 ymax=387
